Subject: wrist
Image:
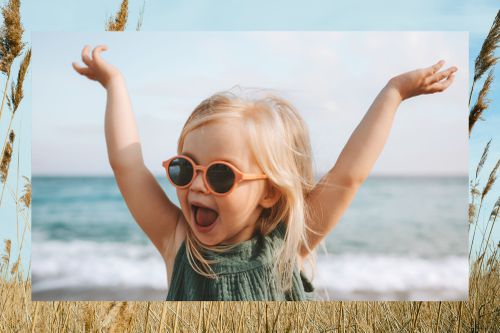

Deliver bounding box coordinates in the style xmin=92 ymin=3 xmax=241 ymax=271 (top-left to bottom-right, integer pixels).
xmin=104 ymin=73 xmax=124 ymax=90
xmin=385 ymin=78 xmax=405 ymax=102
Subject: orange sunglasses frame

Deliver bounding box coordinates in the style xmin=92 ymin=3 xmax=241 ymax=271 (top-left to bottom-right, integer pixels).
xmin=162 ymin=155 xmax=268 ymax=196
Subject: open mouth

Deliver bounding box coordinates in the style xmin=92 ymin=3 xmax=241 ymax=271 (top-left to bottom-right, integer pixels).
xmin=191 ymin=204 xmax=219 ymax=228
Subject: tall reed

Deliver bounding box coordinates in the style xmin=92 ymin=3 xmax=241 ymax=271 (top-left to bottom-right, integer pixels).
xmin=0 ymin=0 xmax=24 ymax=123
xmin=0 ymin=48 xmax=29 ymax=206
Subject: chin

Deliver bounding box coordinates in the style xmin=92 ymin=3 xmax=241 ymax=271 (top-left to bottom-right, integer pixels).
xmin=194 ymin=233 xmax=221 ymax=247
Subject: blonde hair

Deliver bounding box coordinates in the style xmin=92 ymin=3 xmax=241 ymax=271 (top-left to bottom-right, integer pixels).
xmin=177 ymin=87 xmax=316 ymax=292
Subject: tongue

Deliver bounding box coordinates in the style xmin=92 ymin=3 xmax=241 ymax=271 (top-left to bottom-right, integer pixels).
xmin=195 ymin=207 xmax=218 ymax=226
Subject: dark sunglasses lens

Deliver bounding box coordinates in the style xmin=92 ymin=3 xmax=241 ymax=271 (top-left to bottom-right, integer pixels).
xmin=207 ymin=164 xmax=235 ymax=193
xmin=168 ymin=158 xmax=193 ymax=186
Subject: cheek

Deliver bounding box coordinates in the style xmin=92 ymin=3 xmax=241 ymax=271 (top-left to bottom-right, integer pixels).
xmin=218 ymin=186 xmax=261 ymax=219
xmin=176 ymin=189 xmax=189 ymax=216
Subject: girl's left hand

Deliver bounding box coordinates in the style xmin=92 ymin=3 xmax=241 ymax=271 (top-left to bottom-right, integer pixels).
xmin=387 ymin=60 xmax=458 ymax=100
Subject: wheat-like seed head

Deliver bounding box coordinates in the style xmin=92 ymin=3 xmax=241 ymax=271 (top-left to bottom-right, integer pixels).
xmin=475 ymin=140 xmax=491 ymax=179
xmin=8 ymin=48 xmax=30 ymax=114
xmin=10 ymin=258 xmax=19 ymax=275
xmin=0 ymin=130 xmax=15 ymax=182
xmin=482 ymin=159 xmax=500 ymax=201
xmin=469 ymin=70 xmax=494 ymax=135
xmin=468 ymin=203 xmax=477 ymax=225
xmin=106 ymin=0 xmax=128 ymax=31
xmin=489 ymin=196 xmax=500 ymax=222
xmin=1 ymin=240 xmax=11 ymax=268
xmin=0 ymin=0 xmax=24 ymax=75
xmin=20 ymin=175 xmax=31 ymax=208
xmin=474 ymin=11 xmax=500 ymax=82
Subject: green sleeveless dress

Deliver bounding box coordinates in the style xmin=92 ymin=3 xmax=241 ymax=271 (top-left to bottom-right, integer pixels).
xmin=166 ymin=223 xmax=315 ymax=301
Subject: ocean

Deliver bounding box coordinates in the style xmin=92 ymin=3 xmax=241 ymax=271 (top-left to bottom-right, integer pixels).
xmin=32 ymin=175 xmax=468 ymax=301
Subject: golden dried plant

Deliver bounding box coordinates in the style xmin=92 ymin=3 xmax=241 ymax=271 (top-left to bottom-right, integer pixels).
xmin=109 ymin=302 xmax=132 ymax=333
xmin=0 ymin=0 xmax=24 ymax=123
xmin=475 ymin=139 xmax=491 ymax=179
xmin=136 ymin=0 xmax=145 ymax=31
xmin=473 ymin=10 xmax=500 ymax=83
xmin=7 ymin=47 xmax=30 ymax=113
xmin=0 ymin=48 xmax=30 ymax=206
xmin=0 ymin=130 xmax=14 ymax=183
xmin=19 ymin=175 xmax=30 ymax=208
xmin=481 ymin=159 xmax=500 ymax=202
xmin=469 ymin=70 xmax=494 ymax=135
xmin=0 ymin=0 xmax=24 ymax=75
xmin=106 ymin=0 xmax=128 ymax=31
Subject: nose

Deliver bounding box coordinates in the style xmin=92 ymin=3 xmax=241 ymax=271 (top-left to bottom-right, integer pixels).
xmin=189 ymin=170 xmax=209 ymax=194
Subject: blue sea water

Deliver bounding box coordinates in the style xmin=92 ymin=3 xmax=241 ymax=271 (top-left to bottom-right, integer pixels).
xmin=32 ymin=175 xmax=468 ymax=300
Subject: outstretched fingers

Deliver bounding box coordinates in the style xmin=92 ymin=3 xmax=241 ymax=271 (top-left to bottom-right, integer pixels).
xmin=428 ymin=72 xmax=456 ymax=93
xmin=428 ymin=66 xmax=458 ymax=85
xmin=72 ymin=62 xmax=96 ymax=80
xmin=80 ymin=45 xmax=93 ymax=67
xmin=425 ymin=60 xmax=445 ymax=75
xmin=92 ymin=45 xmax=108 ymax=66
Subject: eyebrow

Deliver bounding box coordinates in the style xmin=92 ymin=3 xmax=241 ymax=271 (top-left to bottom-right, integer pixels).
xmin=181 ymin=151 xmax=242 ymax=169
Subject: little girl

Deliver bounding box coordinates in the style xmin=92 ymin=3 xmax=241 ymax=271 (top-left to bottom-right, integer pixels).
xmin=72 ymin=44 xmax=457 ymax=301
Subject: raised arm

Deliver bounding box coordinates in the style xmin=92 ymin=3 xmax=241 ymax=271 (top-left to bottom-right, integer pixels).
xmin=72 ymin=45 xmax=184 ymax=261
xmin=301 ymin=60 xmax=457 ymax=257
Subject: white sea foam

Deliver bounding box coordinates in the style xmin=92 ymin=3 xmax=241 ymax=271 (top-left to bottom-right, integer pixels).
xmin=310 ymin=254 xmax=468 ymax=300
xmin=32 ymin=240 xmax=468 ymax=300
xmin=32 ymin=240 xmax=167 ymax=292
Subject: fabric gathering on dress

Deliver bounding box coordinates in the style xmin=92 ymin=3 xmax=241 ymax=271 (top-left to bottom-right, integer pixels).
xmin=166 ymin=223 xmax=315 ymax=301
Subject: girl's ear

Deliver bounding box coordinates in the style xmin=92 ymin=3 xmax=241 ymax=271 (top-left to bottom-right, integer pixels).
xmin=259 ymin=183 xmax=281 ymax=208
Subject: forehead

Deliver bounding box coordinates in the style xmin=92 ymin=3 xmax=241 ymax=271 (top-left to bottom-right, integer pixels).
xmin=181 ymin=118 xmax=254 ymax=167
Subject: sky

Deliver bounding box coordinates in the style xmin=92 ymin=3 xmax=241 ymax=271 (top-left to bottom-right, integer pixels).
xmin=32 ymin=31 xmax=468 ymax=176
xmin=0 ymin=0 xmax=498 ymax=274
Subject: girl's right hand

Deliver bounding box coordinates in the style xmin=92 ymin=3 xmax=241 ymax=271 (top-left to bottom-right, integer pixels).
xmin=72 ymin=45 xmax=122 ymax=89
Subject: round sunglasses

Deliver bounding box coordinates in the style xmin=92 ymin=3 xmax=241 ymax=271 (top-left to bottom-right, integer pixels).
xmin=162 ymin=155 xmax=268 ymax=196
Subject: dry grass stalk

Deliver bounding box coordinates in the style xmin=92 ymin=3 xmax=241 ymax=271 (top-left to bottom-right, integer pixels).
xmin=469 ymin=141 xmax=490 ymax=225
xmin=173 ymin=302 xmax=181 ymax=333
xmin=100 ymin=302 xmax=120 ymax=330
xmin=469 ymin=70 xmax=494 ymax=135
xmin=143 ymin=302 xmax=151 ymax=332
xmin=0 ymin=48 xmax=30 ymax=184
xmin=1 ymin=239 xmax=10 ymax=268
xmin=106 ymin=0 xmax=128 ymax=31
xmin=0 ymin=0 xmax=24 ymax=123
xmin=468 ymin=202 xmax=477 ymax=225
xmin=481 ymin=159 xmax=500 ymax=202
xmin=0 ymin=0 xmax=23 ymax=75
xmin=0 ymin=46 xmax=29 ymax=207
xmin=157 ymin=303 xmax=167 ymax=333
xmin=471 ymin=159 xmax=500 ymax=257
xmin=83 ymin=303 xmax=95 ymax=332
xmin=136 ymin=0 xmax=145 ymax=31
xmin=9 ymin=257 xmax=18 ymax=275
xmin=19 ymin=175 xmax=30 ymax=208
xmin=30 ymin=302 xmax=39 ymax=333
xmin=473 ymin=10 xmax=500 ymax=83
xmin=469 ymin=10 xmax=500 ymax=106
xmin=0 ymin=129 xmax=14 ymax=182
xmin=480 ymin=196 xmax=500 ymax=258
xmin=0 ymin=292 xmax=493 ymax=332
xmin=475 ymin=139 xmax=491 ymax=179
xmin=7 ymin=47 xmax=30 ymax=113
xmin=110 ymin=301 xmax=132 ymax=333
